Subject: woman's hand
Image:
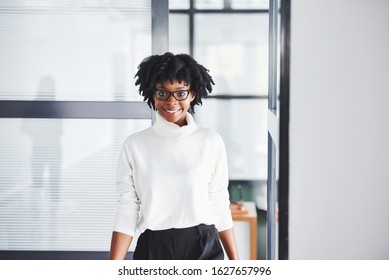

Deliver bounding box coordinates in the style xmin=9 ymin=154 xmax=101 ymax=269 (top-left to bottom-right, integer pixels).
xmin=219 ymin=228 xmax=240 ymax=260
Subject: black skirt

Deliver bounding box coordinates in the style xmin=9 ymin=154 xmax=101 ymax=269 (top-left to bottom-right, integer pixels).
xmin=133 ymin=224 xmax=224 ymax=260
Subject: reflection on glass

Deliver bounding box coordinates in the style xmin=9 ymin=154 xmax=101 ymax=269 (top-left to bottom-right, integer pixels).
xmin=0 ymin=119 xmax=150 ymax=250
xmin=20 ymin=77 xmax=62 ymax=244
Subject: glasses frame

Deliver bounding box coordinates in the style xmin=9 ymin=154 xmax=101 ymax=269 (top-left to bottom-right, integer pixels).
xmin=154 ymin=89 xmax=191 ymax=101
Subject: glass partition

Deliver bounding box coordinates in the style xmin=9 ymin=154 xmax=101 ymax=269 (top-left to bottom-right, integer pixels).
xmin=195 ymin=14 xmax=269 ymax=95
xmin=0 ymin=0 xmax=151 ymax=101
xmin=0 ymin=118 xmax=150 ymax=251
xmin=195 ymin=99 xmax=267 ymax=181
xmin=0 ymin=0 xmax=155 ymax=259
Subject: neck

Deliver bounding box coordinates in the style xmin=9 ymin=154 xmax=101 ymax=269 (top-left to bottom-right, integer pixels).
xmin=153 ymin=111 xmax=198 ymax=139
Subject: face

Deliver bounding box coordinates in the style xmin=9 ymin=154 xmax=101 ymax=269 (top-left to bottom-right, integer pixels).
xmin=153 ymin=80 xmax=195 ymax=127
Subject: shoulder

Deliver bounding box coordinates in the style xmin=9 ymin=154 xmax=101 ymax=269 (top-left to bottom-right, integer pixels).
xmin=122 ymin=127 xmax=154 ymax=147
xmin=196 ymin=126 xmax=224 ymax=145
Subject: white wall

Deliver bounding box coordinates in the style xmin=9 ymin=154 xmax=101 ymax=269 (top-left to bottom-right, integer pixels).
xmin=289 ymin=0 xmax=389 ymax=259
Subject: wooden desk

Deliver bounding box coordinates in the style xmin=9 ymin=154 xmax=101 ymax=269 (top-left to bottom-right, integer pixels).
xmin=231 ymin=201 xmax=257 ymax=260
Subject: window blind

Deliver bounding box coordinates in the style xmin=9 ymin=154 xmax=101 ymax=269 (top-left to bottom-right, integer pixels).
xmin=0 ymin=0 xmax=151 ymax=101
xmin=0 ymin=118 xmax=150 ymax=251
xmin=0 ymin=0 xmax=153 ymax=254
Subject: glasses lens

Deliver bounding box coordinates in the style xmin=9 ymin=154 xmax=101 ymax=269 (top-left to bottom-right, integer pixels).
xmin=155 ymin=90 xmax=169 ymax=100
xmin=174 ymin=90 xmax=189 ymax=100
xmin=154 ymin=90 xmax=189 ymax=100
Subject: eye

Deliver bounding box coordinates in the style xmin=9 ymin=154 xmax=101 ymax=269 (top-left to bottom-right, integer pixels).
xmin=176 ymin=90 xmax=188 ymax=97
xmin=156 ymin=90 xmax=168 ymax=97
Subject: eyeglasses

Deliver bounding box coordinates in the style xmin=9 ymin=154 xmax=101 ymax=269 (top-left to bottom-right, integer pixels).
xmin=154 ymin=89 xmax=191 ymax=101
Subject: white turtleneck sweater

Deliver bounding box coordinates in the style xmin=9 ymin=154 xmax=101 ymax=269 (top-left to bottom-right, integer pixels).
xmin=113 ymin=112 xmax=233 ymax=236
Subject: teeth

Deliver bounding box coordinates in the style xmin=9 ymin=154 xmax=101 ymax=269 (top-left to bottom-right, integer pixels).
xmin=165 ymin=109 xmax=179 ymax=113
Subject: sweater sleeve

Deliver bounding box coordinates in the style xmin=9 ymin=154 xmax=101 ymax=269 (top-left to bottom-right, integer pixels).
xmin=208 ymin=134 xmax=233 ymax=232
xmin=113 ymin=140 xmax=140 ymax=237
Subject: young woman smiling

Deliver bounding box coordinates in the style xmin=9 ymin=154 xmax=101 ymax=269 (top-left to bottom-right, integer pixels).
xmin=109 ymin=52 xmax=239 ymax=260
xmin=153 ymin=80 xmax=194 ymax=126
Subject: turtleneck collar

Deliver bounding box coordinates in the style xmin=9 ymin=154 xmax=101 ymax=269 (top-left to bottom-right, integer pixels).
xmin=153 ymin=111 xmax=198 ymax=139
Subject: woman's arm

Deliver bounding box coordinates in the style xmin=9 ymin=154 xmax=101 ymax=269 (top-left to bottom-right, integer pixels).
xmin=108 ymin=231 xmax=133 ymax=260
xmin=208 ymin=135 xmax=239 ymax=259
xmin=111 ymin=141 xmax=139 ymax=260
xmin=219 ymin=228 xmax=239 ymax=260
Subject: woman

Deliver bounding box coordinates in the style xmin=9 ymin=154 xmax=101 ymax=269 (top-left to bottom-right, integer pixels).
xmin=109 ymin=52 xmax=239 ymax=260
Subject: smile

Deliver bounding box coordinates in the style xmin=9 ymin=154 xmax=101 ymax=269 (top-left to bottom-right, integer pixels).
xmin=164 ymin=108 xmax=181 ymax=114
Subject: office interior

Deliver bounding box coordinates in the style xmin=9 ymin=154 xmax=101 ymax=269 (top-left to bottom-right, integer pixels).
xmin=1 ymin=0 xmax=388 ymax=260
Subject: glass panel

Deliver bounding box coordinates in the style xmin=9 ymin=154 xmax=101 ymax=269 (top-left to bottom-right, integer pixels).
xmin=195 ymin=0 xmax=224 ymax=10
xmin=231 ymin=0 xmax=269 ymax=9
xmin=0 ymin=0 xmax=151 ymax=101
xmin=194 ymin=99 xmax=267 ymax=180
xmin=169 ymin=0 xmax=190 ymax=9
xmin=194 ymin=14 xmax=269 ymax=95
xmin=169 ymin=14 xmax=190 ymax=55
xmin=0 ymin=118 xmax=151 ymax=250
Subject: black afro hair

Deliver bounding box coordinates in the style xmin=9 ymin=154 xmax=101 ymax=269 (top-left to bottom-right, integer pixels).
xmin=134 ymin=52 xmax=214 ymax=112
